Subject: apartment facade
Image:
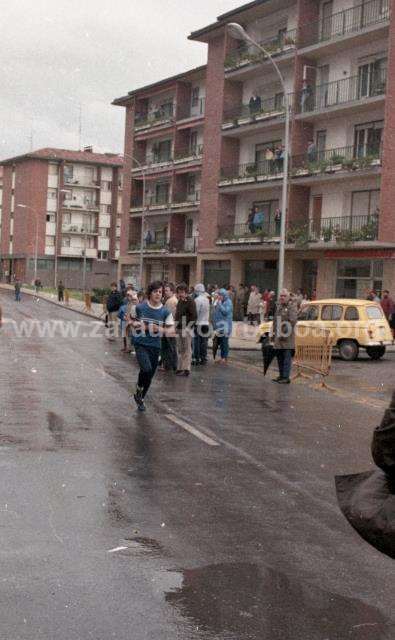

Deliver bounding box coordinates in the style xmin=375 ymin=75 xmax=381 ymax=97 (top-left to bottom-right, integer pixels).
xmin=113 ymin=66 xmax=206 ymax=287
xmin=0 ymin=148 xmax=123 ymax=288
xmin=189 ymin=0 xmax=395 ymax=297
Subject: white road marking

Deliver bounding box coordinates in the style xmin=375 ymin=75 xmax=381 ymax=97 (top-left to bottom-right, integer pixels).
xmin=165 ymin=414 xmax=220 ymax=447
xmin=107 ymin=546 xmax=128 ymax=553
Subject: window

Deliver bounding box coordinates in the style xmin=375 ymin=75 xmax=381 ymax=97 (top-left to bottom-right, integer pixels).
xmin=274 ymin=92 xmax=284 ymax=110
xmin=99 ymin=228 xmax=109 ymax=237
xmin=153 ymin=139 xmax=172 ymax=163
xmin=101 ymin=180 xmax=112 ymax=190
xmin=299 ymin=305 xmax=319 ymax=321
xmin=46 ymin=213 xmax=55 ymax=222
xmin=255 ymin=140 xmax=282 ymax=165
xmin=186 ymin=219 xmax=193 ymax=238
xmin=358 ymin=58 xmax=387 ymax=99
xmin=351 ymin=190 xmax=380 ymax=217
xmin=316 ymin=130 xmax=327 ymax=159
xmin=62 ymin=237 xmax=71 ymax=247
xmin=366 ymin=306 xmax=384 ymax=319
xmin=64 ymin=165 xmax=73 ymax=183
xmin=161 ymin=101 xmax=173 ymax=118
xmin=336 ymin=259 xmax=383 ymax=298
xmin=63 ymin=190 xmax=72 ymax=200
xmin=321 ymin=304 xmax=343 ymax=320
xmin=45 ymin=236 xmax=55 ymax=246
xmin=190 ymin=131 xmax=198 ymax=154
xmin=48 ymin=163 xmax=58 ymax=175
xmin=354 ymin=121 xmax=383 ymax=158
xmin=35 ymin=259 xmax=54 ymax=270
xmin=191 ymin=87 xmax=200 ymax=107
xmin=344 ymin=306 xmax=359 ymax=321
xmin=155 ymin=182 xmax=169 ymax=204
xmin=187 ymin=174 xmax=196 ymax=195
xmin=98 ymin=250 xmax=109 ymax=260
xmin=47 ymin=188 xmax=57 ymax=199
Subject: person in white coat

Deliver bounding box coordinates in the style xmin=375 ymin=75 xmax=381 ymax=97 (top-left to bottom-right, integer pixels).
xmin=193 ymin=283 xmax=210 ymax=365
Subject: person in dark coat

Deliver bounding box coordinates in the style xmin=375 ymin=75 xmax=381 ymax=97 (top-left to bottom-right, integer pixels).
xmin=58 ymin=281 xmax=65 ymax=302
xmin=14 ymin=279 xmax=22 ymax=302
xmin=336 ymin=390 xmax=395 ymax=559
xmin=273 ymin=289 xmax=298 ymax=384
xmin=106 ymin=282 xmax=123 ymax=341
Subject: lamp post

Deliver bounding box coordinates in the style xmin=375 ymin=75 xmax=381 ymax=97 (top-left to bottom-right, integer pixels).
xmin=227 ymin=22 xmax=290 ymax=297
xmin=17 ymin=204 xmax=39 ymax=283
xmin=123 ymin=153 xmax=146 ymax=289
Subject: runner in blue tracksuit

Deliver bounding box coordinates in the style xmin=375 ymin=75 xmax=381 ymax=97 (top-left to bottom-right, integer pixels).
xmin=130 ymin=281 xmax=175 ymax=412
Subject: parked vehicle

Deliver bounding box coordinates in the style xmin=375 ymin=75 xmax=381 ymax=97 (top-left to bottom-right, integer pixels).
xmin=257 ymin=299 xmax=393 ymax=361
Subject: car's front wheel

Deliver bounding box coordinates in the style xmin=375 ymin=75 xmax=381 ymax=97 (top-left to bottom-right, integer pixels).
xmin=338 ymin=340 xmax=359 ymax=361
xmin=366 ymin=346 xmax=386 ymax=360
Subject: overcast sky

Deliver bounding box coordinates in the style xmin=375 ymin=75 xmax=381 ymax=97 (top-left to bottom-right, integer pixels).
xmin=0 ymin=0 xmax=244 ymax=160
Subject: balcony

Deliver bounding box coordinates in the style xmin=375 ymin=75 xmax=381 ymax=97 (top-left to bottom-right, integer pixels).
xmin=61 ymin=225 xmax=99 ymax=235
xmin=219 ymin=160 xmax=283 ymax=190
xmin=62 ymin=201 xmax=99 ymax=212
xmin=128 ymin=237 xmax=198 ymax=254
xmin=134 ymin=105 xmax=174 ymax=132
xmin=217 ymin=220 xmax=281 ymax=246
xmin=171 ymin=191 xmax=200 ymax=210
xmin=64 ymin=177 xmax=100 ymax=189
xmin=291 ymin=145 xmax=382 ymax=182
xmin=60 ymin=246 xmax=98 ymax=258
xmin=174 ymin=144 xmax=204 ymax=164
xmin=287 ymin=213 xmax=379 ymax=246
xmin=299 ymin=0 xmax=389 ymax=52
xmin=130 ymin=195 xmax=171 ymax=213
xmin=177 ymin=98 xmax=206 ymax=121
xmin=222 ymin=95 xmax=285 ymax=134
xmin=224 ymin=29 xmax=297 ymax=74
xmin=131 ymin=153 xmax=173 ymax=174
xmin=295 ymin=71 xmax=387 ymax=118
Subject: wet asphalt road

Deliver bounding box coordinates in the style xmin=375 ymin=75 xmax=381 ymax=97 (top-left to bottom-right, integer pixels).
xmin=0 ymin=290 xmax=394 ymax=640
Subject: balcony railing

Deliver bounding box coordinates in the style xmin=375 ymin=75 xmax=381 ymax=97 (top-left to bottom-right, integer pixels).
xmin=130 ymin=195 xmax=171 ymax=210
xmin=217 ymin=220 xmax=281 ymax=244
xmin=135 ymin=105 xmax=174 ymax=130
xmin=64 ymin=177 xmax=99 ymax=188
xmin=63 ymin=201 xmax=99 ymax=211
xmin=128 ymin=237 xmax=197 ymax=253
xmin=295 ymin=70 xmax=387 ymax=114
xmin=172 ymin=191 xmax=201 ymax=206
xmin=224 ymin=29 xmax=297 ymax=71
xmin=174 ymin=144 xmax=204 ymax=162
xmin=61 ymin=225 xmax=98 ymax=235
xmin=287 ymin=213 xmax=379 ymax=245
xmin=299 ymin=0 xmax=390 ymax=48
xmin=223 ymin=95 xmax=285 ymax=129
xmin=131 ymin=153 xmax=173 ymax=171
xmin=291 ymin=144 xmax=382 ymax=177
xmin=220 ymin=159 xmax=284 ymax=185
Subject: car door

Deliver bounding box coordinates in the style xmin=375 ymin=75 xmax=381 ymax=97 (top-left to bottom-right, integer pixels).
xmin=296 ymin=303 xmax=320 ymax=345
xmin=320 ymin=304 xmax=343 ymax=342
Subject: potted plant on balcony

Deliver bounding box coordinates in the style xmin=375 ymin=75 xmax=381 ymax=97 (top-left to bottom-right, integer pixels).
xmin=287 ymin=223 xmax=310 ymax=248
xmin=359 ymin=218 xmax=378 ymax=241
xmin=322 ymin=227 xmax=333 ymax=242
xmin=333 ymin=226 xmax=355 ymax=246
xmin=245 ymin=164 xmax=258 ymax=181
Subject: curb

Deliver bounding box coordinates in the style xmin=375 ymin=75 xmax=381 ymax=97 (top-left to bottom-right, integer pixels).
xmin=0 ymin=284 xmax=103 ymax=321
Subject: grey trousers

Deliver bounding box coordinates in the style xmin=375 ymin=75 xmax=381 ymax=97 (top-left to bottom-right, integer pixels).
xmin=177 ymin=334 xmax=192 ymax=371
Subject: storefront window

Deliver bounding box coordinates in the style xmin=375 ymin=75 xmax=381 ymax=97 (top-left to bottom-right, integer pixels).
xmin=336 ymin=259 xmax=383 ymax=298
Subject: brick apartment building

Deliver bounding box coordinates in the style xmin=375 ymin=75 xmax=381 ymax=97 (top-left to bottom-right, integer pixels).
xmin=113 ymin=66 xmax=206 ymax=286
xmin=0 ymin=148 xmax=123 ymax=289
xmin=116 ymin=0 xmax=395 ymax=297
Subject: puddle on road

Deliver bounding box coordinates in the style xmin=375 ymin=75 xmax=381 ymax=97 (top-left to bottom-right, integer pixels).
xmin=165 ymin=562 xmax=394 ymax=640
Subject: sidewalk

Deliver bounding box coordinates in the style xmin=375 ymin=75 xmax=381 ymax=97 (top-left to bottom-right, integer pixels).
xmin=0 ymin=284 xmax=261 ymax=350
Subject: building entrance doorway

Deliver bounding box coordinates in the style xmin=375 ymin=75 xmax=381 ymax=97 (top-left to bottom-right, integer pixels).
xmin=244 ymin=260 xmax=278 ymax=292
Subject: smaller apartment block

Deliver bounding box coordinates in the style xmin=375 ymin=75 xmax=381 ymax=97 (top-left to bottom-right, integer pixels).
xmin=0 ymin=148 xmax=123 ymax=288
xmin=113 ymin=66 xmax=206 ymax=286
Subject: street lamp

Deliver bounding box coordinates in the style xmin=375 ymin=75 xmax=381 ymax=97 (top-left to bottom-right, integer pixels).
xmin=122 ymin=153 xmax=146 ymax=289
xmin=17 ymin=204 xmax=39 ymax=283
xmin=227 ymin=22 xmax=290 ymax=297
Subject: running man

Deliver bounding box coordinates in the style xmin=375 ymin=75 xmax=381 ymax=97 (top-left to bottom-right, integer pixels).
xmin=130 ymin=281 xmax=175 ymax=412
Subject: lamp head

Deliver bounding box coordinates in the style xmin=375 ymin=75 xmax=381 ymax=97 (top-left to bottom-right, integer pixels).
xmin=227 ymin=22 xmax=250 ymax=42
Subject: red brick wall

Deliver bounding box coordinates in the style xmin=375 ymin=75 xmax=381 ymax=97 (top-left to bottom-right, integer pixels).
xmin=176 ymin=81 xmax=191 ymax=120
xmin=120 ymin=104 xmax=135 ymax=255
xmin=169 ymin=214 xmax=185 ymax=250
xmin=13 ymin=159 xmax=48 ymax=257
xmin=379 ymin=0 xmax=395 ymax=242
xmin=288 ymin=185 xmax=311 ymax=225
xmin=199 ymin=34 xmax=243 ymax=251
xmin=0 ymin=166 xmax=12 ymax=255
xmin=297 ymin=0 xmax=320 ymax=47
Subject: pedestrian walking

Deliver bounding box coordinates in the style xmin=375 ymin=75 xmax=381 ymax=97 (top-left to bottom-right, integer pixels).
xmin=119 ymin=289 xmax=138 ymax=352
xmin=130 ymin=281 xmax=175 ymax=411
xmin=175 ymin=283 xmax=197 ymax=376
xmin=34 ymin=278 xmax=42 ymax=301
xmin=273 ymin=289 xmax=298 ymax=384
xmin=14 ymin=279 xmax=21 ymax=302
xmin=161 ymin=283 xmax=178 ymax=371
xmin=235 ymin=284 xmax=246 ymax=321
xmin=381 ymin=289 xmax=395 ymax=338
xmin=193 ymin=283 xmax=210 ymax=366
xmin=57 ymin=280 xmax=65 ymax=302
xmin=212 ymin=288 xmax=233 ymax=363
xmin=265 ymin=291 xmax=276 ymax=319
xmin=106 ymin=282 xmax=123 ymax=341
xmin=247 ymin=285 xmax=261 ymax=325
xmin=119 ymin=278 xmax=126 ymax=298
